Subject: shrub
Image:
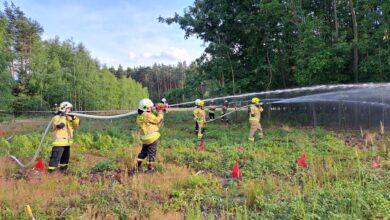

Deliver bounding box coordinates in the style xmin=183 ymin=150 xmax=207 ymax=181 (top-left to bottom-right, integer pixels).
xmin=91 ymin=159 xmax=118 ymax=173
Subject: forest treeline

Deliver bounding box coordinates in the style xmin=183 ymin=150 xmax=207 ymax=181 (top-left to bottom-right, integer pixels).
xmin=0 ymin=2 xmax=148 ymax=111
xmin=158 ymin=0 xmax=390 ymax=102
xmin=2 ymin=1 xmax=390 ymax=110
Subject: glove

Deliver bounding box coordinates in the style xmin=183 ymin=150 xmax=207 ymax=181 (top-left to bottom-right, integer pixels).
xmin=155 ymin=103 xmax=167 ymax=112
xmin=56 ymin=123 xmax=65 ymax=129
xmin=66 ymin=114 xmax=75 ymax=121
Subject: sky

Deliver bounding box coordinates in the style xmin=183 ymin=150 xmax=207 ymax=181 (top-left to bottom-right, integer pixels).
xmin=2 ymin=0 xmax=204 ymax=68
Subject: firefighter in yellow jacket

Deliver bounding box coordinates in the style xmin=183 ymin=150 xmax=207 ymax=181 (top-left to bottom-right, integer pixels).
xmin=48 ymin=101 xmax=79 ymax=172
xmin=194 ymin=100 xmax=206 ymax=141
xmin=193 ymin=99 xmax=201 ymax=133
xmin=248 ymin=97 xmax=263 ymax=142
xmin=134 ymin=98 xmax=165 ymax=172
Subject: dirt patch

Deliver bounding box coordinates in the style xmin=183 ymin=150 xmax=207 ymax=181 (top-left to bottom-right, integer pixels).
xmin=344 ymin=132 xmax=385 ymax=149
xmin=83 ymin=153 xmax=107 ymax=164
xmin=344 ymin=135 xmax=366 ymax=149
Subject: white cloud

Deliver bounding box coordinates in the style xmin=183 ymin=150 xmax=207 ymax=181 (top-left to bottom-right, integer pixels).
xmin=129 ymin=47 xmax=191 ymax=63
xmin=12 ymin=0 xmax=204 ymax=67
xmin=162 ymin=47 xmax=191 ymax=61
xmin=128 ymin=51 xmax=137 ymax=60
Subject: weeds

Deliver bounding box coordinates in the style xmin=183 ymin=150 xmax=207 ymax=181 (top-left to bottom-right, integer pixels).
xmin=0 ymin=112 xmax=389 ymax=219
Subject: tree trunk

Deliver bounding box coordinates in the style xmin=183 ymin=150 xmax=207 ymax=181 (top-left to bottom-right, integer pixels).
xmin=333 ymin=0 xmax=339 ymax=39
xmin=350 ymin=0 xmax=358 ymax=82
xmin=266 ymin=49 xmax=273 ymax=90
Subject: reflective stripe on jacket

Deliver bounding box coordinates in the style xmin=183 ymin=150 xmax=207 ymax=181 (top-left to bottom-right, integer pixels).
xmin=249 ymin=105 xmax=263 ymax=123
xmin=193 ymin=108 xmax=199 ymax=121
xmin=194 ymin=108 xmax=206 ymax=127
xmin=137 ymin=111 xmax=164 ymax=145
xmin=52 ymin=115 xmax=79 ymax=146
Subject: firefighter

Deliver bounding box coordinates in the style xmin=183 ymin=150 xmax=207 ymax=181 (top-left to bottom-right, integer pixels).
xmin=208 ymin=101 xmax=216 ymax=119
xmin=248 ymin=97 xmax=264 ymax=142
xmin=221 ymin=100 xmax=229 ymax=122
xmin=48 ymin=101 xmax=79 ymax=172
xmin=133 ymin=98 xmax=165 ymax=173
xmin=193 ymin=99 xmax=200 ymax=133
xmin=160 ymin=98 xmax=168 ymax=113
xmin=194 ymin=100 xmax=206 ymax=141
xmin=155 ymin=98 xmax=168 ymax=126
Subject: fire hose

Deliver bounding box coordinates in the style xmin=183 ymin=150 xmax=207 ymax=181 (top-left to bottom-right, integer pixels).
xmin=8 ymin=104 xmax=253 ymax=167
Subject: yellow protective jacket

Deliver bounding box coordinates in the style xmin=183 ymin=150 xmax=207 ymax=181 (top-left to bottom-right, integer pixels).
xmin=136 ymin=111 xmax=164 ymax=145
xmin=52 ymin=115 xmax=80 ymax=146
xmin=193 ymin=107 xmax=199 ymax=121
xmin=194 ymin=107 xmax=206 ymax=127
xmin=249 ymin=105 xmax=263 ymax=124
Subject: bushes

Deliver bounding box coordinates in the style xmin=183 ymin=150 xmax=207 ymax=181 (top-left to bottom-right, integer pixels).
xmin=2 ymin=133 xmax=51 ymax=158
xmin=91 ymin=159 xmax=118 ymax=173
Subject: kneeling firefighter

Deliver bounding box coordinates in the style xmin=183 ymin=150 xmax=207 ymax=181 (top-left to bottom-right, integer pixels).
xmin=194 ymin=100 xmax=206 ymax=141
xmin=48 ymin=101 xmax=79 ymax=172
xmin=248 ymin=97 xmax=263 ymax=142
xmin=134 ymin=98 xmax=165 ymax=172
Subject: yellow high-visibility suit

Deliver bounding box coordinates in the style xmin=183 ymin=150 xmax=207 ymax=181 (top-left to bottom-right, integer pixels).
xmin=248 ymin=104 xmax=263 ymax=141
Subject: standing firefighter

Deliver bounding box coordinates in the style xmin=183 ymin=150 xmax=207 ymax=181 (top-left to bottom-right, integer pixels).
xmin=194 ymin=100 xmax=206 ymax=141
xmin=221 ymin=100 xmax=229 ymax=122
xmin=248 ymin=97 xmax=264 ymax=142
xmin=48 ymin=101 xmax=79 ymax=172
xmin=193 ymin=99 xmax=201 ymax=133
xmin=134 ymin=98 xmax=165 ymax=173
xmin=160 ymin=97 xmax=168 ymax=113
xmin=208 ymin=101 xmax=216 ymax=119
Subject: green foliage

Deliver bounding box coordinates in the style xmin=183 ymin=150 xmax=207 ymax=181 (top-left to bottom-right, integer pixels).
xmin=0 ymin=17 xmax=13 ymax=110
xmin=26 ymin=39 xmax=148 ymax=110
xmin=161 ymin=0 xmax=390 ymax=98
xmin=91 ymin=159 xmax=118 ymax=173
xmin=128 ymin=62 xmax=188 ymax=101
xmin=6 ymin=133 xmax=51 ymax=158
xmin=0 ymin=4 xmax=148 ymax=111
xmin=1 ymin=114 xmax=390 ymax=219
xmin=0 ymin=138 xmax=11 ymax=155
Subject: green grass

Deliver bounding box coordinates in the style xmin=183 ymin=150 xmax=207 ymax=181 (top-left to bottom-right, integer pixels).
xmin=0 ymin=111 xmax=389 ymax=219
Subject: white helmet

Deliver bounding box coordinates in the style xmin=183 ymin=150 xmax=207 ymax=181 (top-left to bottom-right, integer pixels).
xmin=59 ymin=101 xmax=73 ymax=112
xmin=139 ymin=98 xmax=154 ymax=111
xmin=194 ymin=99 xmax=200 ymax=105
xmin=161 ymin=98 xmax=167 ymax=103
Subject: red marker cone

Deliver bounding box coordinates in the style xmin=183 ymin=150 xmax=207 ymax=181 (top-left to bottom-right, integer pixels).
xmin=372 ymin=157 xmax=380 ymax=169
xmin=198 ymin=140 xmax=205 ymax=152
xmin=34 ymin=159 xmax=45 ymax=172
xmin=232 ymin=161 xmax=241 ymax=178
xmin=296 ymin=153 xmax=308 ymax=168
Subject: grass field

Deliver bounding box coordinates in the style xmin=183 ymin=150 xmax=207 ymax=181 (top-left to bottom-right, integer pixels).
xmin=0 ymin=111 xmax=389 ymax=219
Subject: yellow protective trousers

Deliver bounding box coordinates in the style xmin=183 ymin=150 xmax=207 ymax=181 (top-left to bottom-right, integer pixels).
xmin=248 ymin=121 xmax=263 ymax=141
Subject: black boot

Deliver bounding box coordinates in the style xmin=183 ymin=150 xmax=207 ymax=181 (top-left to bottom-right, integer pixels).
xmin=128 ymin=160 xmax=143 ymax=175
xmin=59 ymin=164 xmax=68 ymax=174
xmin=137 ymin=161 xmax=143 ymax=172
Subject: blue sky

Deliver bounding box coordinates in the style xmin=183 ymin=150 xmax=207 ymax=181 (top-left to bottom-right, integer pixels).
xmin=2 ymin=0 xmax=204 ymax=68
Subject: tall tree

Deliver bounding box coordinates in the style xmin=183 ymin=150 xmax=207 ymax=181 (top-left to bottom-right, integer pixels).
xmin=0 ymin=17 xmax=13 ymax=110
xmin=349 ymin=0 xmax=359 ymax=82
xmin=160 ymin=0 xmax=390 ymax=97
xmin=1 ymin=2 xmax=43 ymax=79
